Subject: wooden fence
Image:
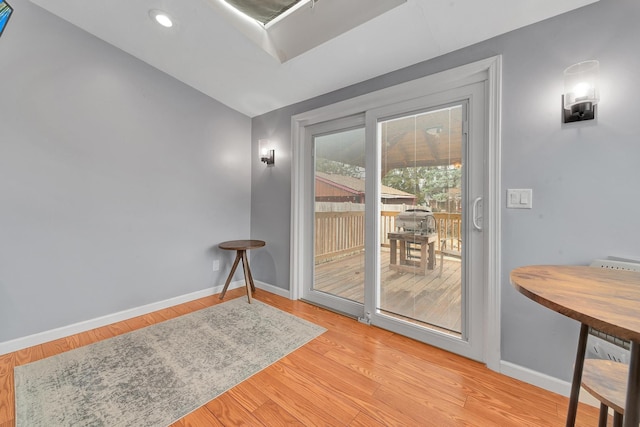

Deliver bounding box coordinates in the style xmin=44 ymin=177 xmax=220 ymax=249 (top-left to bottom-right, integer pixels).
xmin=315 ymin=210 xmax=462 ymax=262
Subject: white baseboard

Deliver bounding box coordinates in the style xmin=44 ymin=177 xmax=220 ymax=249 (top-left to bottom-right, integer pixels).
xmin=254 ymin=280 xmax=291 ymax=299
xmin=500 ymin=360 xmax=601 ymax=408
xmin=0 ymin=280 xmax=255 ymax=355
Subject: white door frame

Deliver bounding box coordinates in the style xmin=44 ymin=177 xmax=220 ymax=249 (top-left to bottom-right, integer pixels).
xmin=290 ymin=56 xmax=502 ymax=371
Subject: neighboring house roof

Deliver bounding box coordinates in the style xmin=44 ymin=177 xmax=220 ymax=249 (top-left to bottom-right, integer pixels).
xmin=315 ymin=172 xmax=415 ymax=200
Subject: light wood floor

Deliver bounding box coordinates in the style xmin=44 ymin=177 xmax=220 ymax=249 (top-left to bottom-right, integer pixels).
xmin=0 ymin=288 xmax=600 ymax=426
xmin=315 ymin=248 xmax=462 ymax=333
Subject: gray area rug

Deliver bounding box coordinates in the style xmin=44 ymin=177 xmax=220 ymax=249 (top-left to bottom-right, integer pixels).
xmin=15 ymin=298 xmax=325 ymax=426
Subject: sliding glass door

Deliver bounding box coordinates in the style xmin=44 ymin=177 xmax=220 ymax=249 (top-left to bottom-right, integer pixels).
xmin=376 ymin=104 xmax=464 ymax=335
xmin=365 ymin=82 xmax=486 ymax=360
xmin=298 ymin=80 xmax=488 ymax=362
xmin=302 ymin=116 xmax=366 ymax=318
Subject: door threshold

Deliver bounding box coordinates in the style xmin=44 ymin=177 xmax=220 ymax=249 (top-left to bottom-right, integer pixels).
xmin=299 ymin=298 xmax=360 ymax=321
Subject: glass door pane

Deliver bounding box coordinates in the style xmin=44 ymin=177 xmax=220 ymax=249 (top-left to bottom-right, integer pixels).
xmin=312 ymin=127 xmax=366 ymax=305
xmin=378 ymin=105 xmax=463 ymax=336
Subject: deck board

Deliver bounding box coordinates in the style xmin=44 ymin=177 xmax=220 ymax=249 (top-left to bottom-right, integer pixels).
xmin=314 ymin=248 xmax=462 ymax=333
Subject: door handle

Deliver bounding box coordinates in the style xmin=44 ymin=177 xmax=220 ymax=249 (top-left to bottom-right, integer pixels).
xmin=472 ymin=196 xmax=483 ymax=231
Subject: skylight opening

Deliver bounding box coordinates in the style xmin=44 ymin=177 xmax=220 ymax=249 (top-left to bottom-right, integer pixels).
xmin=222 ymin=0 xmax=311 ymax=26
xmin=214 ymin=0 xmax=405 ymax=63
xmin=264 ymin=0 xmax=312 ymax=28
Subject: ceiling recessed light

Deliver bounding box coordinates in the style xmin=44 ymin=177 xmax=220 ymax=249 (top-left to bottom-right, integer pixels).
xmin=149 ymin=9 xmax=173 ymax=28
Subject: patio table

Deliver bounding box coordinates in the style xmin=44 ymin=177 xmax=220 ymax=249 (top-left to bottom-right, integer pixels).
xmin=387 ymin=232 xmax=437 ymax=275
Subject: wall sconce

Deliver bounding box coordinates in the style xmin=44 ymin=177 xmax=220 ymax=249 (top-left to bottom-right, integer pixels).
xmin=259 ymin=139 xmax=275 ymax=166
xmin=562 ymin=60 xmax=600 ymax=123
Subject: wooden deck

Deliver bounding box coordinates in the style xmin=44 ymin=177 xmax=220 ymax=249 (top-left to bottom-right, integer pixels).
xmin=314 ymin=247 xmax=462 ymax=334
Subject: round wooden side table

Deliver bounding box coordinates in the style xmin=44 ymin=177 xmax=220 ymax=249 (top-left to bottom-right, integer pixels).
xmin=218 ymin=240 xmax=265 ymax=303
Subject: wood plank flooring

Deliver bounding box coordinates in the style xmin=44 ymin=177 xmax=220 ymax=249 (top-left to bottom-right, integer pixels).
xmin=315 ymin=248 xmax=463 ymax=333
xmin=0 ymin=288 xmax=601 ymax=426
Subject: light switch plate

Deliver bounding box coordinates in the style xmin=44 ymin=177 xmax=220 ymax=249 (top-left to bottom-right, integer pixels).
xmin=506 ymin=189 xmax=533 ymax=209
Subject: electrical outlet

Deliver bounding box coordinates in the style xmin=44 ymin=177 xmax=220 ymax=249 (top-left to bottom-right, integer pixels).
xmin=212 ymin=259 xmax=220 ymax=272
xmin=587 ymin=337 xmax=629 ymax=364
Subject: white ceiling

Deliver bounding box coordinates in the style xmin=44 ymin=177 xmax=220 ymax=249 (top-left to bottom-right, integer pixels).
xmin=29 ymin=0 xmax=598 ymax=117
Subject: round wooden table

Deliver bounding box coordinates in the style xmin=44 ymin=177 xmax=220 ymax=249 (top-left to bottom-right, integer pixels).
xmin=511 ymin=265 xmax=640 ymax=427
xmin=218 ymin=240 xmax=265 ymax=304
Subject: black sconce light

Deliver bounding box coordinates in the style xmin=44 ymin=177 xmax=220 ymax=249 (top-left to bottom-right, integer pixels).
xmin=562 ymin=60 xmax=600 ymax=123
xmin=259 ymin=139 xmax=275 ymax=166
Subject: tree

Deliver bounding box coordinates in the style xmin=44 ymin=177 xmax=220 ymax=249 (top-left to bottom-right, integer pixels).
xmin=382 ymin=165 xmax=461 ymax=208
xmin=315 ymin=158 xmax=364 ymax=178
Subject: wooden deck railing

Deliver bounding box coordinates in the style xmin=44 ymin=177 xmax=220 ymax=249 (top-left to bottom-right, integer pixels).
xmin=315 ymin=211 xmax=365 ymax=263
xmin=380 ymin=211 xmax=398 ymax=247
xmin=316 ymin=210 xmax=462 ymax=262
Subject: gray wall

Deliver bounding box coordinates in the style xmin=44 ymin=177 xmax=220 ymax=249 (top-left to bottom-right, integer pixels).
xmin=251 ymin=0 xmax=640 ymax=381
xmin=0 ymin=0 xmax=252 ymax=342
